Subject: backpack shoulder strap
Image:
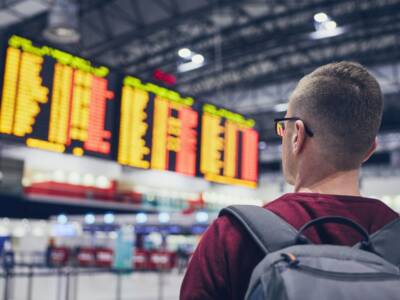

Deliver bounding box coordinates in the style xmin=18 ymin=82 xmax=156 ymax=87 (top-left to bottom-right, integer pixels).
xmin=366 ymin=217 xmax=400 ymax=266
xmin=219 ymin=205 xmax=300 ymax=255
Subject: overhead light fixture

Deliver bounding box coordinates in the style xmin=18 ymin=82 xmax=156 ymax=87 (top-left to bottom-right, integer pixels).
xmin=177 ymin=48 xmax=205 ymax=73
xmin=84 ymin=214 xmax=96 ymax=225
xmin=178 ymin=54 xmax=205 ymax=73
xmin=136 ymin=213 xmax=148 ymax=224
xmin=57 ymin=214 xmax=68 ymax=224
xmin=196 ymin=211 xmax=209 ymax=223
xmin=158 ymin=212 xmax=170 ymax=223
xmin=324 ymin=20 xmax=337 ymax=31
xmin=311 ymin=12 xmax=345 ymax=40
xmin=104 ymin=213 xmax=115 ymax=224
xmin=313 ymin=12 xmax=329 ymax=23
xmin=43 ymin=0 xmax=80 ymax=44
xmin=192 ymin=54 xmax=204 ymax=64
xmin=178 ymin=48 xmax=192 ymax=59
xmin=178 ymin=61 xmax=205 ymax=73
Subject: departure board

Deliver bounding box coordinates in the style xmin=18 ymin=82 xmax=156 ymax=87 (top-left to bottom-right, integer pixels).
xmin=0 ymin=35 xmax=117 ymax=159
xmin=200 ymin=104 xmax=259 ymax=188
xmin=118 ymin=76 xmax=198 ymax=176
xmin=0 ymin=35 xmax=259 ymax=188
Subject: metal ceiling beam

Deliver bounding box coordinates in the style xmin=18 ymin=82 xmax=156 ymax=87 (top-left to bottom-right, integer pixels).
xmin=78 ymin=0 xmax=116 ymax=17
xmin=181 ymin=22 xmax=400 ymax=98
xmin=175 ymin=7 xmax=400 ymax=95
xmin=82 ymin=0 xmax=243 ymax=57
xmin=2 ymin=0 xmax=115 ymax=37
xmin=133 ymin=1 xmax=398 ymax=77
xmin=119 ymin=0 xmax=344 ymax=71
xmin=208 ymin=43 xmax=400 ymax=100
xmin=126 ymin=0 xmax=398 ymax=77
xmin=175 ymin=1 xmax=400 ymax=84
xmin=109 ymin=1 xmax=141 ymax=26
xmin=195 ymin=46 xmax=400 ymax=100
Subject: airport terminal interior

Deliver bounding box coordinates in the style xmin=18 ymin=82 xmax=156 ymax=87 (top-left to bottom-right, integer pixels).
xmin=0 ymin=0 xmax=399 ymax=299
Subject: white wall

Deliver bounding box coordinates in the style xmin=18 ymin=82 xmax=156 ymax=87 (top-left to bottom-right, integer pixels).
xmin=361 ymin=177 xmax=400 ymax=197
xmin=2 ymin=146 xmax=121 ymax=179
xmin=120 ymin=168 xmax=210 ymax=192
xmin=2 ymin=144 xmax=400 ymax=210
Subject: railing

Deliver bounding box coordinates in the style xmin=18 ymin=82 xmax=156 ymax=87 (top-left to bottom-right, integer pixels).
xmin=0 ymin=264 xmax=180 ymax=300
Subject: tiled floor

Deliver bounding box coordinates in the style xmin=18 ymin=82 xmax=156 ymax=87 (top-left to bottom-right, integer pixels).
xmin=0 ymin=269 xmax=184 ymax=300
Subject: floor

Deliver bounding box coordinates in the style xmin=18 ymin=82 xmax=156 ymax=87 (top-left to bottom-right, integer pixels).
xmin=0 ymin=268 xmax=185 ymax=300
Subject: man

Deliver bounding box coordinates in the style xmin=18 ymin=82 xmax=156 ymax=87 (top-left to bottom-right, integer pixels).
xmin=180 ymin=62 xmax=399 ymax=300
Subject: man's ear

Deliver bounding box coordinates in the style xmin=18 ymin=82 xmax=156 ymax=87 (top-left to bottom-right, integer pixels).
xmin=292 ymin=120 xmax=306 ymax=154
xmin=363 ymin=137 xmax=377 ymax=163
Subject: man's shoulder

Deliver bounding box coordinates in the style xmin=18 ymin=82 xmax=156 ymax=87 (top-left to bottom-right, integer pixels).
xmin=205 ymin=206 xmax=275 ymax=253
xmin=264 ymin=192 xmax=399 ymax=234
xmin=208 ymin=212 xmax=251 ymax=242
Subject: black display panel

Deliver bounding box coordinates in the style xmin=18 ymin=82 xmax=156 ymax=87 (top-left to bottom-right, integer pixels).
xmin=117 ymin=76 xmax=199 ymax=177
xmin=0 ymin=35 xmax=118 ymax=159
xmin=0 ymin=35 xmax=259 ymax=187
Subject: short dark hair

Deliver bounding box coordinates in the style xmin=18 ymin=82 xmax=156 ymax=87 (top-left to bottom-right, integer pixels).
xmin=290 ymin=61 xmax=383 ymax=170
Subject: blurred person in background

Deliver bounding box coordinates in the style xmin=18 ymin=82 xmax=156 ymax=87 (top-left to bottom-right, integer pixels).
xmin=180 ymin=62 xmax=399 ymax=300
xmin=2 ymin=240 xmax=15 ymax=271
xmin=176 ymin=244 xmax=191 ymax=274
xmin=45 ymin=237 xmax=56 ymax=268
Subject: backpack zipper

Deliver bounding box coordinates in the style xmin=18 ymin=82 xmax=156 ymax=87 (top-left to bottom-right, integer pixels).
xmin=293 ymin=264 xmax=400 ymax=281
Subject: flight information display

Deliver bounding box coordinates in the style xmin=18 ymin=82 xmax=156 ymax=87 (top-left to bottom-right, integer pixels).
xmin=118 ymin=76 xmax=198 ymax=177
xmin=200 ymin=104 xmax=258 ymax=188
xmin=0 ymin=35 xmax=259 ymax=188
xmin=0 ymin=35 xmax=117 ymax=159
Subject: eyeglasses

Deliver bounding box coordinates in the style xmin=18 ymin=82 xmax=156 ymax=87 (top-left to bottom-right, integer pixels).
xmin=274 ymin=117 xmax=314 ymax=138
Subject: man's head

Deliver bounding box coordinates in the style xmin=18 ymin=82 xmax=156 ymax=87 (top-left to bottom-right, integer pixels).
xmin=281 ymin=61 xmax=383 ymax=184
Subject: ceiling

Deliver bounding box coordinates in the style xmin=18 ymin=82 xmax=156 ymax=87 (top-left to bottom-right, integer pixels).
xmin=1 ymin=0 xmax=400 ymax=143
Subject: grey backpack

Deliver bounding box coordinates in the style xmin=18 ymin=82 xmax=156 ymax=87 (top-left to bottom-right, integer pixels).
xmin=219 ymin=205 xmax=400 ymax=300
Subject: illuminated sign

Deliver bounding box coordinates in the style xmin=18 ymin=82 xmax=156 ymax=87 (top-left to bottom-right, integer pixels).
xmin=0 ymin=35 xmax=116 ymax=158
xmin=118 ymin=76 xmax=198 ymax=176
xmin=200 ymin=104 xmax=258 ymax=188
xmin=0 ymin=36 xmax=259 ymax=188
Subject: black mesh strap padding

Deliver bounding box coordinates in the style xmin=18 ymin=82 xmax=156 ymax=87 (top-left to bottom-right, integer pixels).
xmin=219 ymin=205 xmax=300 ymax=255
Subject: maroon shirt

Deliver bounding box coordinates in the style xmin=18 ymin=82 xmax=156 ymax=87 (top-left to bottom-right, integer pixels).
xmin=180 ymin=193 xmax=398 ymax=300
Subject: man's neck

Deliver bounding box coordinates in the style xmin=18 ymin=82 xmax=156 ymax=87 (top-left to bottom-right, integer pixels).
xmin=294 ymin=169 xmax=361 ymax=197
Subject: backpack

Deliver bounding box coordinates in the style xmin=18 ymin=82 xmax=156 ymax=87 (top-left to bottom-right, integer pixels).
xmin=219 ymin=205 xmax=400 ymax=300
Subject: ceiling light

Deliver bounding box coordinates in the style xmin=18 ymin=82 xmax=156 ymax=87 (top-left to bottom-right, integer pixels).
xmin=53 ymin=170 xmax=66 ymax=182
xmin=314 ymin=12 xmax=328 ymax=23
xmin=68 ymin=172 xmax=81 ymax=185
xmin=324 ymin=20 xmax=337 ymax=31
xmin=83 ymin=173 xmax=95 ymax=186
xmin=158 ymin=212 xmax=170 ymax=223
xmin=96 ymin=176 xmax=110 ymax=189
xmin=178 ymin=61 xmax=204 ymax=73
xmin=84 ymin=214 xmax=96 ymax=225
xmin=192 ymin=54 xmax=204 ymax=64
xmin=178 ymin=48 xmax=192 ymax=58
xmin=196 ymin=211 xmax=209 ymax=223
xmin=136 ymin=213 xmax=148 ymax=224
xmin=43 ymin=0 xmax=80 ymax=44
xmin=311 ymin=13 xmax=344 ymax=40
xmin=310 ymin=26 xmax=345 ymax=40
xmin=104 ymin=213 xmax=115 ymax=224
xmin=177 ymin=49 xmax=205 ymax=72
xmin=57 ymin=214 xmax=68 ymax=224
